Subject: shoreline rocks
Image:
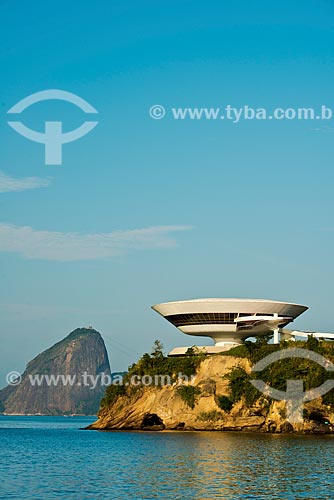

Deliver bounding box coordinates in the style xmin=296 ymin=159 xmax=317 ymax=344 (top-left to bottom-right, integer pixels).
xmin=86 ymin=355 xmax=334 ymax=435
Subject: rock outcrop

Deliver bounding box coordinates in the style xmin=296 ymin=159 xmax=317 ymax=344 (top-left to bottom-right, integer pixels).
xmin=0 ymin=328 xmax=111 ymax=415
xmin=87 ymin=355 xmax=334 ymax=433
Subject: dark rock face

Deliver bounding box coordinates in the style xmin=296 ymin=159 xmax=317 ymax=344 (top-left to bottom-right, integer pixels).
xmin=0 ymin=328 xmax=111 ymax=415
xmin=142 ymin=413 xmax=165 ymax=431
xmin=279 ymin=421 xmax=294 ymax=433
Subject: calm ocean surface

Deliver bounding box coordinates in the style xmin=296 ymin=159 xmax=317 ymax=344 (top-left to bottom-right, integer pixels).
xmin=0 ymin=416 xmax=333 ymax=500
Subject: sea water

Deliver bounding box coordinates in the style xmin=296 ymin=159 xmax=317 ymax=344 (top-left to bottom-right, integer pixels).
xmin=0 ymin=416 xmax=332 ymax=499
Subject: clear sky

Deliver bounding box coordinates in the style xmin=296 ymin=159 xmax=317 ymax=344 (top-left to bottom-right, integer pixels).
xmin=1 ymin=0 xmax=334 ymax=382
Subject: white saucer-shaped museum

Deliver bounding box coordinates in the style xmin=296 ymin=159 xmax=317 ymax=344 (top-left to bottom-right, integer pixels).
xmin=151 ymin=298 xmax=309 ymax=355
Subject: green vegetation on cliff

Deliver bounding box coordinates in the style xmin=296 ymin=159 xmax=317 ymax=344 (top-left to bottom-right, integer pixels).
xmin=101 ymin=341 xmax=205 ymax=408
xmin=92 ymin=337 xmax=334 ymax=432
xmin=127 ymin=341 xmax=206 ymax=379
xmin=99 ymin=336 xmax=334 ymax=423
xmin=177 ymin=385 xmax=201 ymax=409
xmin=221 ymin=336 xmax=334 ymax=411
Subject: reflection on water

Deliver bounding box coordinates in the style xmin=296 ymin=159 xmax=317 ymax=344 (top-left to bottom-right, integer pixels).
xmin=0 ymin=416 xmax=333 ymax=499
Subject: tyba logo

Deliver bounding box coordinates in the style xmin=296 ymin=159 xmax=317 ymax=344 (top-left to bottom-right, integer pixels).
xmin=250 ymin=348 xmax=334 ymax=423
xmin=7 ymin=89 xmax=98 ymax=165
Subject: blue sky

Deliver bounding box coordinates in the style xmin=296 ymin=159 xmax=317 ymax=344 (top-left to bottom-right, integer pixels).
xmin=1 ymin=0 xmax=334 ymax=381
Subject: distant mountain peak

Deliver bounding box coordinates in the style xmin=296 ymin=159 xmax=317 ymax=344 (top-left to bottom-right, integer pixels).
xmin=0 ymin=327 xmax=111 ymax=415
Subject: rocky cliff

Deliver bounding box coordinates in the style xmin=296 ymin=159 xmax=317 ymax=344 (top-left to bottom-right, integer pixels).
xmin=88 ymin=350 xmax=334 ymax=433
xmin=0 ymin=327 xmax=111 ymax=415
